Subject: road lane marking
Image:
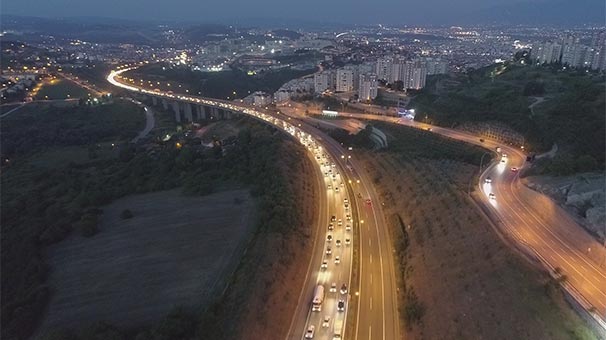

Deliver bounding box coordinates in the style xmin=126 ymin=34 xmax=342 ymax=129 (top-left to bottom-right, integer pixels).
xmin=370 ymin=296 xmax=373 ymax=310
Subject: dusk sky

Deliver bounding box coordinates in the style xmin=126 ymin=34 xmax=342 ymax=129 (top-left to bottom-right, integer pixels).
xmin=4 ymin=0 xmax=604 ymax=25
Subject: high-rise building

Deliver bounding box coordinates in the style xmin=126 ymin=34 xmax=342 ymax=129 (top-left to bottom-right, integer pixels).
xmin=336 ymin=68 xmax=354 ymax=92
xmin=389 ymin=57 xmax=406 ymax=83
xmin=358 ymin=73 xmax=378 ymax=101
xmin=401 ymin=60 xmax=427 ymax=90
xmin=314 ymin=72 xmax=330 ymax=93
xmin=376 ymin=57 xmax=392 ymax=81
xmin=533 ymin=42 xmax=562 ymax=64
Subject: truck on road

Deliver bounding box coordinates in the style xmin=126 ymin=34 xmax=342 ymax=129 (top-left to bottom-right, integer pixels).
xmin=333 ymin=317 xmax=343 ymax=339
xmin=312 ymin=285 xmax=325 ymax=312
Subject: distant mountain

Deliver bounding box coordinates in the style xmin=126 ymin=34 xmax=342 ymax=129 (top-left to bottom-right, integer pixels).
xmin=467 ymin=0 xmax=605 ymax=25
xmin=1 ymin=15 xmax=161 ymax=45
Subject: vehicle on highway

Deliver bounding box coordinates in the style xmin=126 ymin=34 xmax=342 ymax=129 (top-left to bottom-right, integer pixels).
xmin=333 ymin=318 xmax=343 ymax=339
xmin=327 ymin=183 xmax=332 ymax=190
xmin=322 ymin=315 xmax=331 ymax=328
xmin=312 ymin=285 xmax=325 ymax=311
xmin=502 ymin=153 xmax=508 ymax=158
xmin=331 ymin=215 xmax=336 ymax=222
xmin=321 ymin=260 xmax=328 ymax=270
xmin=335 ymin=187 xmax=340 ymax=193
xmin=337 ymin=219 xmax=343 ymax=226
xmin=346 ymin=224 xmax=351 ymax=231
xmin=327 ymin=234 xmax=333 ymax=242
xmin=485 ymin=177 xmax=492 ymax=184
xmin=334 ymin=256 xmax=340 ymax=264
xmin=330 ymin=282 xmax=337 ymax=292
xmin=328 ymin=223 xmax=334 ymax=231
xmin=337 ymin=300 xmax=345 ymax=312
xmin=357 ymin=193 xmax=362 ymax=198
xmin=346 ymin=214 xmax=351 ymax=221
xmin=326 ymin=247 xmax=332 ymax=255
xmin=511 ymin=167 xmax=518 ymax=172
xmin=496 ymin=146 xmax=502 ymax=153
xmin=305 ymin=325 xmax=315 ymax=339
xmin=365 ymin=198 xmax=372 ymax=205
xmin=500 ymin=158 xmax=506 ymax=163
xmin=345 ymin=238 xmax=351 ymax=245
xmin=344 ymin=203 xmax=349 ymax=209
xmin=344 ymin=198 xmax=349 ymax=204
xmin=336 ymin=239 xmax=341 ymax=247
xmin=489 ymin=193 xmax=496 ymax=200
xmin=479 ymin=138 xmax=485 ymax=142
xmin=340 ymin=284 xmax=348 ymax=295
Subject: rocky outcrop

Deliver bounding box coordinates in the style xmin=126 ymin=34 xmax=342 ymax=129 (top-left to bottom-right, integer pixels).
xmin=523 ymin=173 xmax=605 ymax=239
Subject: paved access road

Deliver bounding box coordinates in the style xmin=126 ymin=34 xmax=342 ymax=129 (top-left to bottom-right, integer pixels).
xmin=337 ymin=112 xmax=606 ymax=324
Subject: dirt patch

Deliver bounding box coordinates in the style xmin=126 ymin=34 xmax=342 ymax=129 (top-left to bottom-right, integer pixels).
xmin=38 ymin=189 xmax=254 ymax=334
xmin=361 ymin=150 xmax=598 ymax=340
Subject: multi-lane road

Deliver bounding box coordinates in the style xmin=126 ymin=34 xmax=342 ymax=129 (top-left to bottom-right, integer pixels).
xmin=324 ymin=111 xmax=606 ymax=325
xmin=107 ymin=65 xmax=401 ymax=340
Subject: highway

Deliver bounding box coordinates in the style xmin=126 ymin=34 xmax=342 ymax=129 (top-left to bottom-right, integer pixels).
xmin=326 ymin=111 xmax=606 ymax=326
xmin=107 ymin=64 xmax=401 ymax=340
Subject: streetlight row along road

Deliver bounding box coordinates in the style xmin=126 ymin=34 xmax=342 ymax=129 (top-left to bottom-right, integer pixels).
xmin=107 ymin=64 xmax=401 ymax=340
xmin=328 ymin=111 xmax=606 ymax=329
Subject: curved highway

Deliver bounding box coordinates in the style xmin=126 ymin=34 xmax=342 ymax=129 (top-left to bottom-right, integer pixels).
xmin=107 ymin=64 xmax=401 ymax=340
xmin=329 ymin=111 xmax=606 ymax=327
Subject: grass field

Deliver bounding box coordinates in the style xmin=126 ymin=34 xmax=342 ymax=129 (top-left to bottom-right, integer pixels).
xmin=34 ymin=78 xmax=92 ymax=100
xmin=38 ymin=189 xmax=255 ymax=334
xmin=359 ymin=123 xmax=598 ymax=340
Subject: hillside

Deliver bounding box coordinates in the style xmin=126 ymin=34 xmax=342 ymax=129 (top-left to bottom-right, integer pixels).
xmin=410 ymin=63 xmax=605 ymax=175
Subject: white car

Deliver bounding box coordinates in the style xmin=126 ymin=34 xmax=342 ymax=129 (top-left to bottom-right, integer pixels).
xmin=345 ymin=238 xmax=351 ymax=245
xmin=305 ymin=325 xmax=315 ymax=339
xmin=346 ymin=214 xmax=351 ymax=221
xmin=322 ymin=316 xmax=331 ymax=328
xmin=346 ymin=224 xmax=351 ymax=231
xmin=344 ymin=198 xmax=349 ymax=204
xmin=321 ymin=260 xmax=328 ymax=270
xmin=337 ymin=219 xmax=343 ymax=226
xmin=340 ymin=284 xmax=348 ymax=295
xmin=489 ymin=193 xmax=496 ymax=200
xmin=326 ymin=247 xmax=332 ymax=255
xmin=334 ymin=256 xmax=340 ymax=264
xmin=330 ymin=282 xmax=337 ymax=292
xmin=484 ymin=177 xmax=492 ymax=184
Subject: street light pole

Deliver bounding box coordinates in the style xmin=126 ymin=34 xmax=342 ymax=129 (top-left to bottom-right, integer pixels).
xmin=468 ymin=151 xmax=492 ymax=196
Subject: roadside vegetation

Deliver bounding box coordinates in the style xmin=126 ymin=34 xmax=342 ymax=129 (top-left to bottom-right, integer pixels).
xmin=124 ymin=62 xmax=316 ymax=100
xmin=333 ymin=122 xmax=598 ymax=339
xmin=2 ymin=98 xmax=316 ymax=340
xmin=410 ymin=63 xmax=605 ymax=175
